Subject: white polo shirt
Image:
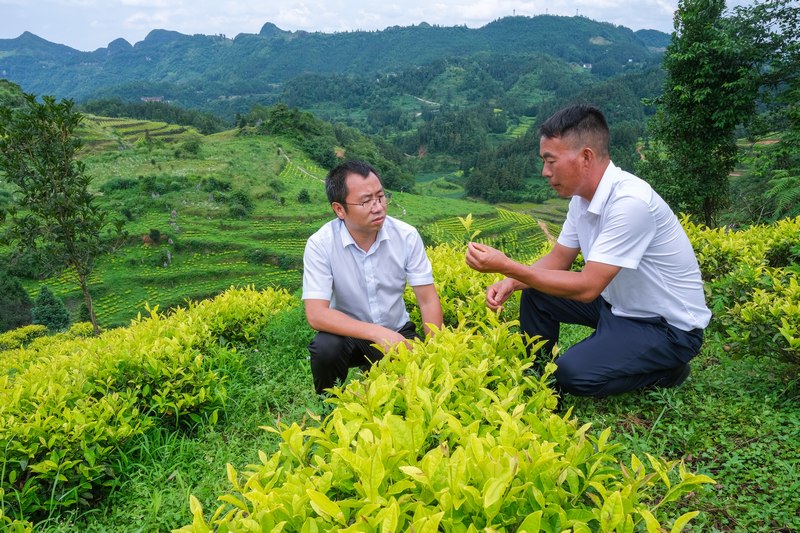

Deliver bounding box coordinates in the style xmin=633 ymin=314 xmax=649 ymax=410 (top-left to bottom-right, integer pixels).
xmin=557 ymin=162 xmax=712 ymax=331
xmin=302 ymin=216 xmax=434 ymax=331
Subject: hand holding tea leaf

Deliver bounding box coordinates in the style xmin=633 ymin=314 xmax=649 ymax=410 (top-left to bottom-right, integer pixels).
xmin=465 ymin=241 xmax=509 ymax=274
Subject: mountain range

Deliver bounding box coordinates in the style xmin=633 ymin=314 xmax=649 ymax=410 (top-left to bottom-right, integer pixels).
xmin=0 ymin=15 xmax=669 ymax=119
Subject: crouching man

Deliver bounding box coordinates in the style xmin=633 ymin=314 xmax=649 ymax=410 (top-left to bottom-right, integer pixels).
xmin=466 ymin=105 xmax=711 ymax=397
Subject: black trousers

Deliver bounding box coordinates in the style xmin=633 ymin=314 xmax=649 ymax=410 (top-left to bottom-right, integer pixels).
xmin=308 ymin=321 xmax=420 ymax=394
xmin=520 ymin=288 xmax=704 ymax=397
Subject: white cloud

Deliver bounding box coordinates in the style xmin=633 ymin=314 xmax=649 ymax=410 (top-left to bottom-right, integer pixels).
xmin=124 ymin=10 xmax=174 ymax=32
xmin=120 ymin=0 xmax=175 ymax=7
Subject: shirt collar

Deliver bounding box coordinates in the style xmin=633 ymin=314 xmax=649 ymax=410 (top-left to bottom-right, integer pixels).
xmin=586 ymin=161 xmax=618 ymax=215
xmin=336 ymin=217 xmax=392 ymax=251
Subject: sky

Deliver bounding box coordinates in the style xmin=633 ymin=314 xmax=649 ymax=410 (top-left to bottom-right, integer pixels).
xmin=1 ymin=0 xmax=755 ymax=52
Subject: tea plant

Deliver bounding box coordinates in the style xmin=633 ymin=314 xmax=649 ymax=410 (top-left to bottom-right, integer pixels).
xmin=685 ymin=215 xmax=800 ymax=365
xmin=181 ymin=316 xmax=713 ymax=532
xmin=0 ymin=287 xmax=295 ymax=522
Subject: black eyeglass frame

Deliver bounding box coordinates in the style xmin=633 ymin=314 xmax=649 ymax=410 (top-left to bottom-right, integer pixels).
xmin=340 ymin=192 xmax=393 ymax=208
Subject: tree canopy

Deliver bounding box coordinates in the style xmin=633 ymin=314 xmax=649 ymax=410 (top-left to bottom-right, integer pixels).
xmin=638 ymin=0 xmax=759 ymax=227
xmin=0 ymin=92 xmax=124 ymax=334
xmin=638 ymin=0 xmax=799 ymax=227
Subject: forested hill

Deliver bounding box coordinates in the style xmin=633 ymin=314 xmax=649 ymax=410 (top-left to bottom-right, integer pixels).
xmin=0 ymin=16 xmax=668 ymax=117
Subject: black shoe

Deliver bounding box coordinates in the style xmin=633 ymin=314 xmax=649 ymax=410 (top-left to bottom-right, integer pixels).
xmin=659 ymin=364 xmax=690 ymax=388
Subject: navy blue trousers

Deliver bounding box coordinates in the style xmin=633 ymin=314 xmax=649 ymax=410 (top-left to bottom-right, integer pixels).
xmin=520 ymin=288 xmax=704 ymax=397
xmin=308 ymin=321 xmax=420 ymax=394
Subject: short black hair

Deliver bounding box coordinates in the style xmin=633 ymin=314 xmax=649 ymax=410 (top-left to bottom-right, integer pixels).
xmin=539 ymin=104 xmax=610 ymax=157
xmin=325 ymin=160 xmax=383 ymax=208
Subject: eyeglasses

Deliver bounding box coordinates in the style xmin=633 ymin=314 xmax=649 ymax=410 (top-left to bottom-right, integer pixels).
xmin=341 ymin=192 xmax=392 ymax=209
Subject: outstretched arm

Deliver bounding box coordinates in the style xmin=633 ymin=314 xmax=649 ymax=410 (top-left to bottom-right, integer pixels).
xmin=466 ymin=241 xmax=620 ymax=303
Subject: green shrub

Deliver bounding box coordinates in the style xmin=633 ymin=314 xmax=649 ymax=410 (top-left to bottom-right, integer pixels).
xmin=0 ymin=324 xmax=47 ymax=351
xmin=140 ymin=174 xmax=189 ymax=195
xmin=724 ymin=271 xmax=800 ymax=365
xmin=181 ymin=315 xmax=712 ymax=531
xmin=0 ymin=287 xmax=295 ymax=522
xmin=404 ymin=242 xmax=521 ymax=330
xmin=686 ymin=216 xmax=800 ymax=366
xmin=148 ymin=228 xmax=162 ymax=243
xmin=201 ymin=177 xmax=232 ymax=193
xmin=99 ymin=177 xmax=138 ymax=193
xmin=31 ymin=286 xmax=70 ymax=332
xmin=181 ymin=138 xmax=201 ymax=156
xmin=228 ymin=189 xmax=255 ymax=218
xmin=0 ymin=273 xmax=33 ymax=333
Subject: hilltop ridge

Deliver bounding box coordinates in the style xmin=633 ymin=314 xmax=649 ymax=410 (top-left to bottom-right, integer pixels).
xmin=0 ymin=15 xmax=668 ymax=118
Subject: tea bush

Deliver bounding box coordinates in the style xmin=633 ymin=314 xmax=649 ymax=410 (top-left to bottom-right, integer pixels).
xmin=0 ymin=287 xmax=295 ymax=522
xmin=404 ymin=242 xmax=532 ymax=329
xmin=685 ymin=216 xmax=800 ymax=365
xmin=181 ymin=315 xmax=713 ymax=532
xmin=0 ymin=325 xmax=47 ymax=352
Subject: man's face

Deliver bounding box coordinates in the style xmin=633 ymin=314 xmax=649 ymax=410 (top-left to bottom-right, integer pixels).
xmin=539 ymin=134 xmax=586 ymax=199
xmin=334 ymin=171 xmax=387 ymax=235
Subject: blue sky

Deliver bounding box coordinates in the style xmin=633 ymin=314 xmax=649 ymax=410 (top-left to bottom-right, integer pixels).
xmin=0 ymin=0 xmax=755 ymax=52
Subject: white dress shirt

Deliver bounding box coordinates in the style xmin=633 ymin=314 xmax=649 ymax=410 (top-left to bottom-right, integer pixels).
xmin=558 ymin=162 xmax=712 ymax=331
xmin=302 ymin=216 xmax=434 ymax=331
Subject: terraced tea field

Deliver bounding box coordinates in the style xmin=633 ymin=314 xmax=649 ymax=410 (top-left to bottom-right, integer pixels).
xmin=80 ymin=115 xmax=202 ymax=151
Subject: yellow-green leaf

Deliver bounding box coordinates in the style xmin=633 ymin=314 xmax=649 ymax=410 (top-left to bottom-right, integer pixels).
xmin=306 ymin=489 xmax=345 ymax=524
xmin=600 ymin=490 xmax=624 ymax=531
xmin=670 ymin=511 xmax=700 ymax=533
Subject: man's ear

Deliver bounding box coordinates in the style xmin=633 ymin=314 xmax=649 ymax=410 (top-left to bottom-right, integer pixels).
xmin=581 ymin=147 xmax=595 ymax=167
xmin=332 ymin=202 xmax=346 ymax=220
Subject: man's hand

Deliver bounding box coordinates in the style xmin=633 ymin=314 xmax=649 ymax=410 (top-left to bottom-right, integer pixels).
xmin=465 ymin=241 xmax=509 ymax=273
xmin=373 ymin=326 xmax=412 ymax=352
xmin=486 ymin=278 xmax=518 ymax=313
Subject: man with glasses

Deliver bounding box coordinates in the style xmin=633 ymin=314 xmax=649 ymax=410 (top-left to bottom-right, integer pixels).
xmin=302 ymin=160 xmax=443 ymax=395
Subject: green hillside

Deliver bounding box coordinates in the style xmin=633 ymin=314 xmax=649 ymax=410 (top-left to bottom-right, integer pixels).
xmin=80 ymin=114 xmax=202 ymax=151
xmin=3 ymin=119 xmax=562 ymax=329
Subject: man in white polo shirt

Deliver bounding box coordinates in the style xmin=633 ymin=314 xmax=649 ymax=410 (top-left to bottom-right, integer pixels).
xmin=303 ymin=160 xmax=443 ymax=394
xmin=466 ymin=105 xmax=711 ymax=397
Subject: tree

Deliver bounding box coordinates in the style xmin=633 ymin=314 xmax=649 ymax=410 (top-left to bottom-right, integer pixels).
xmin=734 ymin=0 xmax=800 ymax=222
xmin=0 ymin=271 xmax=33 ymax=332
xmin=31 ymin=285 xmax=70 ymax=332
xmin=638 ymin=0 xmax=759 ymax=227
xmin=0 ymin=92 xmax=124 ymax=334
